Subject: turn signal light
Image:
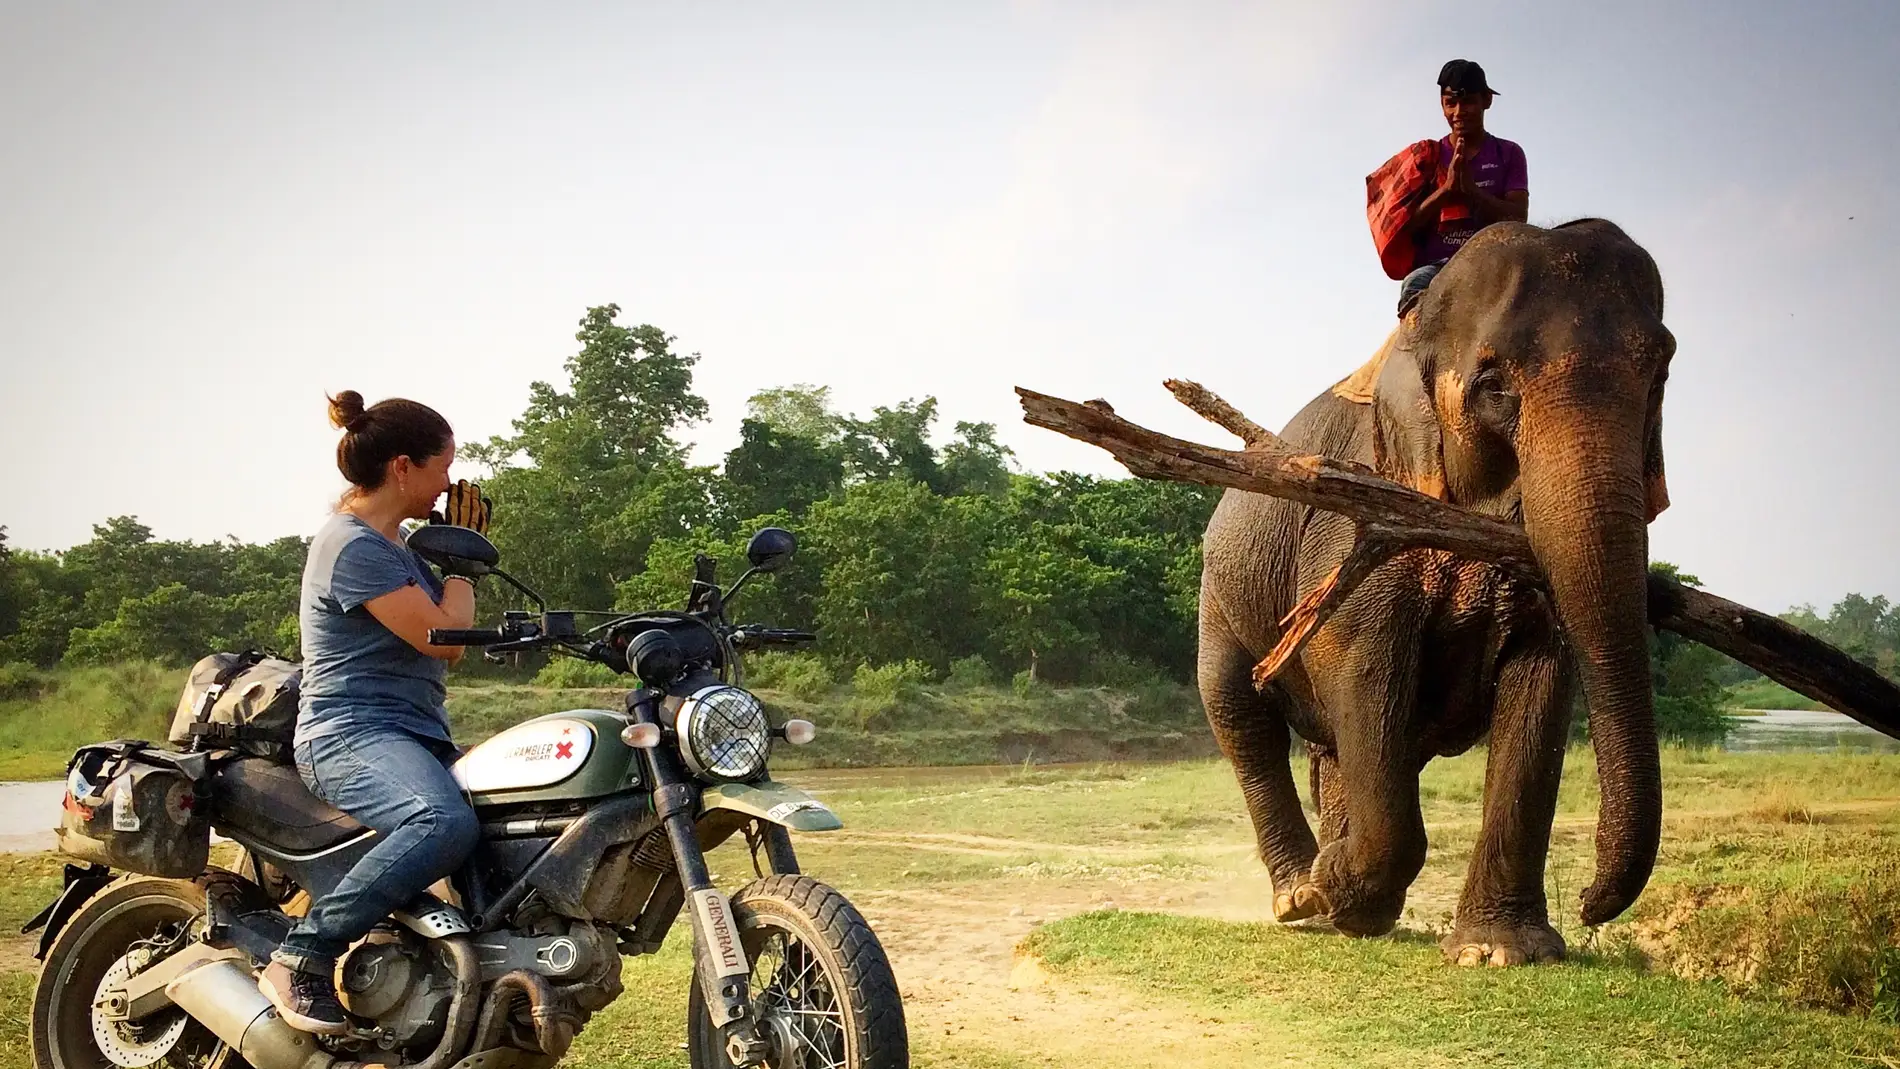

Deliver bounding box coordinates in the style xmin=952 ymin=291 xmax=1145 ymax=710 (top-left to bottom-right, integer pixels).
xmin=621 ymin=722 xmax=663 ymax=749
xmin=781 ymin=719 xmax=817 ymax=746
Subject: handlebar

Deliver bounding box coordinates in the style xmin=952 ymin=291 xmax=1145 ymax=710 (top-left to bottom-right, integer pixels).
xmin=730 ymin=628 xmax=817 ymax=650
xmin=429 ymin=628 xmax=509 ymax=646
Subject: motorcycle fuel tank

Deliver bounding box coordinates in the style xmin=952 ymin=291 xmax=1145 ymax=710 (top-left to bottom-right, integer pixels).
xmin=452 ymin=709 xmax=641 ymax=807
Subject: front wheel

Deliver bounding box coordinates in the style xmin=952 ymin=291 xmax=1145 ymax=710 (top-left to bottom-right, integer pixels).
xmin=687 ymin=875 xmax=907 ymax=1069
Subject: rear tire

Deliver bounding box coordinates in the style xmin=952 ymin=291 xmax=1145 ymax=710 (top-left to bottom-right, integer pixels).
xmin=687 ymin=875 xmax=907 ymax=1069
xmin=31 ymin=876 xmax=247 ymax=1069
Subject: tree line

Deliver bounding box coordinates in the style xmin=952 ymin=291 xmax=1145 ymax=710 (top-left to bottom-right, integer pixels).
xmin=3 ymin=305 xmax=1894 ymax=718
xmin=1 ymin=306 xmax=1214 ymax=687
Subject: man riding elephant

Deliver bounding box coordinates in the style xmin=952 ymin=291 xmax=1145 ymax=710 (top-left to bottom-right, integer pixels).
xmin=1198 ymin=217 xmax=1673 ymax=966
xmin=1379 ymin=59 xmax=1531 ymax=317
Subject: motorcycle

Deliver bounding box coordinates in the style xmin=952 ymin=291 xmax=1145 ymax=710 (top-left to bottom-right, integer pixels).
xmin=26 ymin=525 xmax=908 ymax=1069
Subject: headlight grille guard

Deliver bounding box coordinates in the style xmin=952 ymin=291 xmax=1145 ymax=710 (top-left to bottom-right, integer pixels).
xmin=674 ymin=685 xmax=771 ymax=782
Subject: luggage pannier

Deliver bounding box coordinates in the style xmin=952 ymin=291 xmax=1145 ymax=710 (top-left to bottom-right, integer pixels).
xmin=169 ymin=651 xmax=301 ymax=760
xmin=57 ymin=743 xmax=210 ymax=878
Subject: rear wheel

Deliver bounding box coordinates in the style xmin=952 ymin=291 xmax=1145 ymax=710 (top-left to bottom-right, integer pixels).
xmin=30 ymin=877 xmax=246 ymax=1069
xmin=686 ymin=875 xmax=907 ymax=1069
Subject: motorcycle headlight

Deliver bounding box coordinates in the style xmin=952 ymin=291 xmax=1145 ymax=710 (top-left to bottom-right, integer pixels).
xmin=674 ymin=685 xmax=770 ymax=782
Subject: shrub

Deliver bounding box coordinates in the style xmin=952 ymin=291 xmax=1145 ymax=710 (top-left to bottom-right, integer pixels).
xmin=0 ymin=663 xmax=46 ymax=702
xmin=1636 ymin=855 xmax=1900 ymax=1016
xmin=1874 ymin=945 xmax=1900 ymax=1024
xmin=749 ymin=653 xmax=834 ymax=701
xmin=1011 ymin=669 xmax=1040 ymax=698
xmin=945 ymin=655 xmax=996 ymax=689
xmin=852 ymin=660 xmax=934 ymax=701
xmin=832 ymin=661 xmax=934 ymax=731
xmin=531 ymin=658 xmax=624 ymax=689
xmin=1080 ymin=652 xmax=1165 ymax=689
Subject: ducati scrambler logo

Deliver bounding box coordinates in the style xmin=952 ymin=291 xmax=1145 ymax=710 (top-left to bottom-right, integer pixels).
xmin=693 ymin=889 xmax=749 ymax=977
xmin=452 ymin=719 xmax=595 ymax=795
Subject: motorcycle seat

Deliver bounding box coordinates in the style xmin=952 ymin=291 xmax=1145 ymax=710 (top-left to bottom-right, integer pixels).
xmin=209 ymin=758 xmax=367 ymax=855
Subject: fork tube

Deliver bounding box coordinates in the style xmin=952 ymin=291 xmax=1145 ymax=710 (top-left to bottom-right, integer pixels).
xmin=761 ymin=824 xmax=801 ymax=875
xmin=627 ymin=689 xmax=765 ymax=1062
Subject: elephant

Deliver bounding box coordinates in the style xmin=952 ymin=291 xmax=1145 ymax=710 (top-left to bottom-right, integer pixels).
xmin=1197 ymin=218 xmax=1674 ymax=966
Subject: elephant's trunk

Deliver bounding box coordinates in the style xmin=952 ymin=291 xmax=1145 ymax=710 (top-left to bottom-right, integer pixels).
xmin=1518 ymin=378 xmax=1661 ymax=926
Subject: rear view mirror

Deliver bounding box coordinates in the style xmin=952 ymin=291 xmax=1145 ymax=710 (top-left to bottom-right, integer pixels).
xmin=745 ymin=527 xmax=796 ymax=573
xmin=407 ymin=524 xmax=500 ymax=575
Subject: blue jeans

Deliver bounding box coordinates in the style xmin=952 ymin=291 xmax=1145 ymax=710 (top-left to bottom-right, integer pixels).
xmin=272 ymin=726 xmax=479 ymax=975
xmin=1397 ymin=259 xmax=1447 ymax=317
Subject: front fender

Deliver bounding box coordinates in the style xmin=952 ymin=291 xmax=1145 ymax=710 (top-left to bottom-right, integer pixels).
xmin=700 ymin=781 xmax=842 ymax=832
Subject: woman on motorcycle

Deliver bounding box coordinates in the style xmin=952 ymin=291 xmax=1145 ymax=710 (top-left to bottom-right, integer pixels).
xmin=258 ymin=390 xmax=490 ymax=1034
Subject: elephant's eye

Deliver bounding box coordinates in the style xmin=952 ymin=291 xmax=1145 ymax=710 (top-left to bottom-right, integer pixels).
xmin=1469 ymin=368 xmax=1520 ymax=430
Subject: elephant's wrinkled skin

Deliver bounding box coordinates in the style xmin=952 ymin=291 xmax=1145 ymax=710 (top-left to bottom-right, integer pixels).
xmin=1199 ymin=219 xmax=1673 ymax=965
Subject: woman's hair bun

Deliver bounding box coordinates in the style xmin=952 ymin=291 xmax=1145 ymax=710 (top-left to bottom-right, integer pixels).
xmin=327 ymin=390 xmax=368 ymax=431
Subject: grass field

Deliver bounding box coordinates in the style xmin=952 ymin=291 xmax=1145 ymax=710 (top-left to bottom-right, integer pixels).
xmin=1726 ymin=677 xmax=1828 ymax=712
xmin=0 ymin=749 xmax=1896 ymax=1066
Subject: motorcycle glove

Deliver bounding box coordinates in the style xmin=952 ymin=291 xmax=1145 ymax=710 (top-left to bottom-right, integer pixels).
xmin=431 ymin=479 xmax=493 ymax=534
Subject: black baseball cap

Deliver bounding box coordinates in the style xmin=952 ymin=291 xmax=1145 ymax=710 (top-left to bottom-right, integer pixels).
xmin=1438 ymin=59 xmax=1498 ymax=96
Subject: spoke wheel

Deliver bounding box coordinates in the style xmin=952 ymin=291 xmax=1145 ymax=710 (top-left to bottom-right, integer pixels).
xmin=31 ymin=877 xmax=248 ymax=1069
xmin=687 ymin=875 xmax=907 ymax=1069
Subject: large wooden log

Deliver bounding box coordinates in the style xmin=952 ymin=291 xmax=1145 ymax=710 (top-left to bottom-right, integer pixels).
xmin=1017 ymin=384 xmax=1900 ymax=739
xmin=1647 ymin=578 xmax=1900 ymax=736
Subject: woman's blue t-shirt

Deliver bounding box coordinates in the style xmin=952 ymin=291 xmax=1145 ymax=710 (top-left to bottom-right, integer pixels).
xmin=296 ymin=513 xmax=451 ymax=746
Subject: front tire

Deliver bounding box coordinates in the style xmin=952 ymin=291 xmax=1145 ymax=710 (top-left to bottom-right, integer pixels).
xmin=687 ymin=875 xmax=907 ymax=1069
xmin=31 ymin=877 xmax=245 ymax=1069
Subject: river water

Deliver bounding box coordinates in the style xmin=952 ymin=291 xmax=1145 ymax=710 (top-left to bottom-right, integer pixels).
xmin=0 ymin=711 xmax=1887 ymax=852
xmin=1721 ymin=708 xmax=1900 ymax=754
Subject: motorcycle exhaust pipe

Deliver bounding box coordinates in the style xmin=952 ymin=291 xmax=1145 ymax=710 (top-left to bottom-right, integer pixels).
xmin=165 ymin=959 xmax=338 ymax=1069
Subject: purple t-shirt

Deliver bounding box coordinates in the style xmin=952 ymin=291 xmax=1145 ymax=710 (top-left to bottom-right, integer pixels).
xmin=1421 ymin=134 xmax=1528 ymax=265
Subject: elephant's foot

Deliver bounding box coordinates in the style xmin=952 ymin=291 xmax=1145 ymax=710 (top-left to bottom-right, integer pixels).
xmin=1440 ymin=920 xmax=1566 ymax=967
xmin=1310 ymin=842 xmax=1408 ymax=937
xmin=1271 ymin=882 xmax=1330 ymax=923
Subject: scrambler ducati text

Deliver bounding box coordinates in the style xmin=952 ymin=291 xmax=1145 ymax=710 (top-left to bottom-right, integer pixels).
xmin=27 ymin=525 xmax=909 ymax=1069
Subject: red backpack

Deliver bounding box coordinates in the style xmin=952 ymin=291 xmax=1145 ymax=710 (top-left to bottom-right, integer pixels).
xmin=1366 ymin=140 xmax=1439 ymax=280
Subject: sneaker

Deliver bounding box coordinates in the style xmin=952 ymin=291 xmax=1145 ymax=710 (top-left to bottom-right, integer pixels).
xmin=258 ymin=960 xmax=349 ymax=1035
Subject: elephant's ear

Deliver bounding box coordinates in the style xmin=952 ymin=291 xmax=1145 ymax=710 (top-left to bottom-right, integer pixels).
xmin=1371 ymin=336 xmax=1449 ymax=501
xmin=1644 ymin=375 xmax=1670 ymax=522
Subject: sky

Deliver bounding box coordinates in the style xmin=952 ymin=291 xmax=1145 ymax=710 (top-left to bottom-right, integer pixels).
xmin=1 ymin=1 xmax=1895 ymax=614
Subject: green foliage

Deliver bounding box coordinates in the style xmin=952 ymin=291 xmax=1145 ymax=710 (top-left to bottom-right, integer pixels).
xmin=1725 ymin=677 xmax=1825 ymax=712
xmin=1637 ymin=858 xmax=1900 ymax=1017
xmin=785 ymin=660 xmax=840 ymax=702
xmin=745 ymin=384 xmax=841 ymax=442
xmin=0 ymin=519 xmax=304 ymax=667
xmin=840 ymin=397 xmax=943 ymax=487
xmin=531 ymin=657 xmax=624 ymax=689
xmin=1011 ymin=668 xmax=1040 ymax=698
xmin=938 ymin=421 xmax=1015 ymax=497
xmin=0 ymin=662 xmax=45 ymax=702
xmin=723 ymin=419 xmax=844 ymax=519
xmin=743 ymin=652 xmax=830 ymax=695
xmin=852 ymin=660 xmax=935 ymax=698
xmin=1781 ymin=593 xmax=1899 ymax=680
xmin=470 ymin=305 xmax=717 ymax=610
xmin=1646 ymin=563 xmax=1731 ymax=743
xmin=1080 ymin=651 xmax=1166 ymax=689
xmin=1873 ymin=945 xmax=1900 ymax=1024
xmin=0 ymin=661 xmax=179 ymax=778
xmin=945 ymin=655 xmax=996 ymax=688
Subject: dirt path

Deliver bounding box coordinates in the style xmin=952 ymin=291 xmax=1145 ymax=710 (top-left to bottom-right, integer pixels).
xmin=845 ymin=846 xmax=1325 ymax=1066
